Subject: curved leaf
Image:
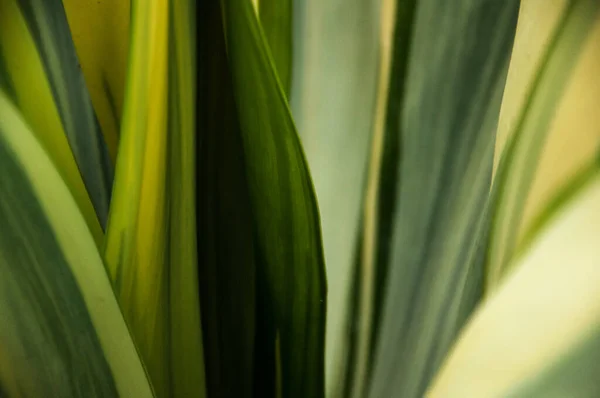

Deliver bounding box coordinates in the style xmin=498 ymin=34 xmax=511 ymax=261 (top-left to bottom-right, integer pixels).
xmin=289 ymin=0 xmax=383 ymax=393
xmin=259 ymin=0 xmax=292 ymax=95
xmin=367 ymin=1 xmax=520 ymax=397
xmin=485 ymin=0 xmax=600 ymax=290
xmin=0 ymin=0 xmax=103 ymax=245
xmin=428 ymin=168 xmax=600 ymax=397
xmin=196 ymin=2 xmax=256 ymax=397
xmin=221 ymin=1 xmax=327 ymax=396
xmin=17 ymin=0 xmax=113 ymax=228
xmin=0 ymin=90 xmax=152 ymax=398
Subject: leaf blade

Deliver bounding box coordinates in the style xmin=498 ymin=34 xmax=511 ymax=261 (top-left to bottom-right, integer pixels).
xmin=485 ymin=0 xmax=600 ymax=290
xmin=0 ymin=89 xmax=152 ymax=398
xmin=259 ymin=0 xmax=292 ymax=95
xmin=103 ymin=0 xmax=172 ymax=395
xmin=366 ymin=1 xmax=520 ymax=397
xmin=17 ymin=0 xmax=114 ymax=228
xmin=221 ymin=1 xmax=327 ymax=396
xmin=289 ymin=0 xmax=385 ymax=394
xmin=195 ymin=2 xmax=256 ymax=397
xmin=0 ymin=0 xmax=103 ymax=245
xmin=428 ymin=167 xmax=600 ymax=397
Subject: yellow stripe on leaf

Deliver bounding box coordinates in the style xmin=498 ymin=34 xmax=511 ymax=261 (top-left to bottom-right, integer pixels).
xmin=104 ymin=0 xmax=205 ymax=396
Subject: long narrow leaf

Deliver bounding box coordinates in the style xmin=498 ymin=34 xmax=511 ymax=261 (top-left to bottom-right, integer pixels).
xmin=0 ymin=90 xmax=152 ymax=398
xmin=345 ymin=0 xmax=415 ymax=396
xmin=196 ymin=2 xmax=256 ymax=397
xmin=168 ymin=1 xmax=207 ymax=396
xmin=103 ymin=0 xmax=171 ymax=395
xmin=104 ymin=1 xmax=206 ymax=396
xmin=367 ymin=1 xmax=520 ymax=397
xmin=221 ymin=1 xmax=327 ymax=396
xmin=289 ymin=1 xmax=382 ymax=393
xmin=485 ymin=0 xmax=599 ymax=290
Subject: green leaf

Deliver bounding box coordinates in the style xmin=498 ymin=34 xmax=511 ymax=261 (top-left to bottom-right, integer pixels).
xmin=104 ymin=0 xmax=206 ymax=396
xmin=0 ymin=89 xmax=152 ymax=397
xmin=340 ymin=1 xmax=417 ymax=396
xmin=259 ymin=0 xmax=292 ymax=95
xmin=195 ymin=2 xmax=256 ymax=397
xmin=289 ymin=0 xmax=383 ymax=394
xmin=485 ymin=0 xmax=600 ymax=290
xmin=16 ymin=0 xmax=113 ymax=229
xmin=428 ymin=167 xmax=600 ymax=397
xmin=221 ymin=1 xmax=327 ymax=397
xmin=365 ymin=1 xmax=520 ymax=397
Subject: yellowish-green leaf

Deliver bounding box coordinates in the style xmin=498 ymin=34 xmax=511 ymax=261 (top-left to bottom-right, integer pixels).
xmin=516 ymin=154 xmax=600 ymax=256
xmin=428 ymin=167 xmax=600 ymax=397
xmin=0 ymin=89 xmax=152 ymax=398
xmin=17 ymin=0 xmax=113 ymax=229
xmin=167 ymin=0 xmax=207 ymax=396
xmin=494 ymin=0 xmax=600 ymax=268
xmin=104 ymin=0 xmax=206 ymax=396
xmin=62 ymin=0 xmax=130 ymax=161
xmin=486 ymin=0 xmax=600 ymax=290
xmin=0 ymin=0 xmax=103 ymax=246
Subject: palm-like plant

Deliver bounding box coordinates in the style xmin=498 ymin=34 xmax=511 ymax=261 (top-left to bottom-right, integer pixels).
xmin=0 ymin=0 xmax=598 ymax=397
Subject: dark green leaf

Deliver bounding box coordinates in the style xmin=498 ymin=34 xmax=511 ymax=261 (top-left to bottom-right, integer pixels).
xmin=259 ymin=0 xmax=293 ymax=96
xmin=221 ymin=1 xmax=327 ymax=397
xmin=196 ymin=1 xmax=256 ymax=397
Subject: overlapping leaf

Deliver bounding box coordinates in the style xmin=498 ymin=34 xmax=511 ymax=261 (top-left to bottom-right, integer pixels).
xmin=220 ymin=1 xmax=327 ymax=396
xmin=17 ymin=0 xmax=113 ymax=228
xmin=103 ymin=0 xmax=205 ymax=396
xmin=196 ymin=1 xmax=256 ymax=397
xmin=341 ymin=1 xmax=415 ymax=396
xmin=0 ymin=90 xmax=152 ymax=398
xmin=0 ymin=0 xmax=103 ymax=245
xmin=486 ymin=0 xmax=600 ymax=290
xmin=289 ymin=1 xmax=382 ymax=394
xmin=365 ymin=1 xmax=520 ymax=397
xmin=428 ymin=162 xmax=600 ymax=397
